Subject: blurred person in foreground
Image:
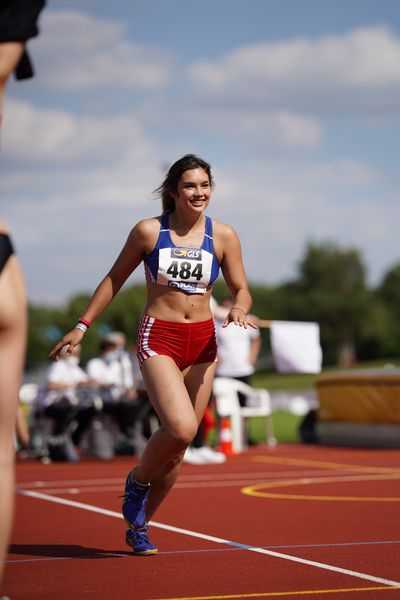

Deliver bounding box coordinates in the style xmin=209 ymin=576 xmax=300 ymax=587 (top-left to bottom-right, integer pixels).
xmin=0 ymin=221 xmax=27 ymax=584
xmin=0 ymin=0 xmax=45 ymax=129
xmin=0 ymin=0 xmax=45 ymax=586
xmin=49 ymin=154 xmax=256 ymax=556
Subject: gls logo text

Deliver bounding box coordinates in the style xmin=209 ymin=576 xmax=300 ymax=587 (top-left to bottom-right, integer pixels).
xmin=171 ymin=248 xmax=202 ymax=261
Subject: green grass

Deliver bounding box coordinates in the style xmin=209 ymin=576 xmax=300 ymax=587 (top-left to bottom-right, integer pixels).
xmin=248 ymin=412 xmax=303 ymax=444
xmin=253 ymin=371 xmax=317 ymax=391
xmin=248 ymin=369 xmax=315 ymax=443
xmin=208 ymin=372 xmax=313 ymax=446
xmin=207 ymin=411 xmax=303 ymax=446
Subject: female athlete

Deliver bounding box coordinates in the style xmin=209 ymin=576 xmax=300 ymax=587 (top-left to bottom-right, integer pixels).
xmin=50 ymin=154 xmax=256 ymax=555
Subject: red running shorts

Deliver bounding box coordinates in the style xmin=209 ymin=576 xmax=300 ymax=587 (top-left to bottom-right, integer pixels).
xmin=137 ymin=315 xmax=217 ymax=370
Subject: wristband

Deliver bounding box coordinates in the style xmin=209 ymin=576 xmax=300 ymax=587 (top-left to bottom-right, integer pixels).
xmin=78 ymin=317 xmax=91 ymax=328
xmin=75 ymin=322 xmax=88 ymax=333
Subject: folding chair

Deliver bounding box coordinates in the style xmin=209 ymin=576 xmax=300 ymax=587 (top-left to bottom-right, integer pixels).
xmin=213 ymin=377 xmax=277 ymax=452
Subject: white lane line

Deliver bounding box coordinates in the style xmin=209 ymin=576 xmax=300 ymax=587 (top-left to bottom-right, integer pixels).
xmin=19 ymin=479 xmax=306 ymax=494
xmin=17 ymin=470 xmax=400 ymax=495
xmin=18 ymin=489 xmax=400 ymax=588
xmin=8 ymin=539 xmax=400 ymax=565
xmin=16 ymin=469 xmax=384 ymax=489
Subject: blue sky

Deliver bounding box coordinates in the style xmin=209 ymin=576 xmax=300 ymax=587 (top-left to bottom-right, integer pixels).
xmin=2 ymin=0 xmax=400 ymax=305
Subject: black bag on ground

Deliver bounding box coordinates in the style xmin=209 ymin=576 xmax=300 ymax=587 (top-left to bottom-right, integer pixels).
xmin=299 ymin=409 xmax=319 ymax=444
xmin=47 ymin=433 xmax=79 ymax=462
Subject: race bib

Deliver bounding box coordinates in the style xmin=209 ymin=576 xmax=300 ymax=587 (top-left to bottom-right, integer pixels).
xmin=158 ymin=247 xmax=213 ymax=293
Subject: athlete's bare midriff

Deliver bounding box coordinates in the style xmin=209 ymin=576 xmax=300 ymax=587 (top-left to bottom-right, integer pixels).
xmin=144 ymin=282 xmax=213 ymax=323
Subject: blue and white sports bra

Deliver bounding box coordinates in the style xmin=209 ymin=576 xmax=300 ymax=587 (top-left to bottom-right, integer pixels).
xmin=143 ymin=213 xmax=220 ymax=295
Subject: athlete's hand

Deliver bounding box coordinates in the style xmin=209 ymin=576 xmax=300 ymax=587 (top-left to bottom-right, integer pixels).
xmin=49 ymin=328 xmax=85 ymax=361
xmin=222 ymin=307 xmax=258 ymax=329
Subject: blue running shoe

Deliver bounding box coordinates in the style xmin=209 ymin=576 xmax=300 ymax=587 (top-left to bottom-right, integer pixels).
xmin=126 ymin=526 xmax=158 ymax=556
xmin=122 ymin=471 xmax=150 ymax=530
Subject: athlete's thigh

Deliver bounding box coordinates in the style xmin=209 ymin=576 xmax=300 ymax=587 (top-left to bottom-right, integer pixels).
xmin=0 ymin=255 xmax=26 ymax=330
xmin=183 ymin=361 xmax=217 ymax=424
xmin=0 ymin=257 xmax=27 ymax=451
xmin=140 ymin=355 xmax=196 ymax=431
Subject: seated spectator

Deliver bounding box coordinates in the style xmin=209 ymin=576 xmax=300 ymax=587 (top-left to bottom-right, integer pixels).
xmin=86 ymin=338 xmax=120 ymax=398
xmin=86 ymin=337 xmax=138 ymax=450
xmin=36 ymin=345 xmax=91 ymax=461
xmin=105 ymin=331 xmax=137 ymax=401
xmin=129 ymin=343 xmax=160 ymax=447
xmin=15 ymin=401 xmax=30 ymax=455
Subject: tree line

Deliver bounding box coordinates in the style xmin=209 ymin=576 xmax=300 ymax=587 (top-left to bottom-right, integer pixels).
xmin=27 ymin=241 xmax=400 ymax=370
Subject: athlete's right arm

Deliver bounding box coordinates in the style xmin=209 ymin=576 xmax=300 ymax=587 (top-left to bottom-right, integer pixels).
xmin=49 ymin=219 xmax=157 ymax=360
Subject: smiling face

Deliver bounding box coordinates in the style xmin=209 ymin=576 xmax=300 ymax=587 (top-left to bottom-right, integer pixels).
xmin=172 ymin=167 xmax=211 ymax=215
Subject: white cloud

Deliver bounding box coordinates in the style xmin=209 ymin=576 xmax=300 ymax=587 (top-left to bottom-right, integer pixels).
xmin=189 ymin=26 xmax=400 ymax=115
xmin=2 ymin=14 xmax=399 ymax=304
xmin=33 ymin=10 xmax=173 ymax=91
xmin=209 ymin=157 xmax=391 ymax=287
xmin=280 ymin=159 xmax=380 ymax=188
xmin=2 ymin=152 xmax=396 ymax=304
xmin=3 ymin=98 xmax=154 ymax=164
xmin=178 ymin=109 xmax=322 ymax=148
xmin=213 ymin=158 xmax=380 ymax=212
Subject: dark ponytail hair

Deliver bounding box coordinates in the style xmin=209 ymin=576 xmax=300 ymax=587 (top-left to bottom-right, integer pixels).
xmin=154 ymin=154 xmax=214 ymax=214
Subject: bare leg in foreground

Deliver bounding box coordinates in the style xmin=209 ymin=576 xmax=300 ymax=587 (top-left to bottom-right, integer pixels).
xmin=0 ymin=223 xmax=27 ymax=583
xmin=0 ymin=42 xmax=24 ymax=118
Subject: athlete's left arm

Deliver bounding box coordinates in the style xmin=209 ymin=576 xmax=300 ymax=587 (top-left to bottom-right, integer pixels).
xmin=217 ymin=223 xmax=257 ymax=329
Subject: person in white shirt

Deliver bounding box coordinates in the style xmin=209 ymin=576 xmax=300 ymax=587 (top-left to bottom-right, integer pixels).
xmin=215 ymin=296 xmax=261 ymax=391
xmin=214 ymin=296 xmax=262 ymax=447
xmin=105 ymin=331 xmax=136 ymax=398
xmin=37 ymin=345 xmax=90 ymax=458
xmin=38 ymin=345 xmax=87 ymax=410
xmin=87 ymin=337 xmax=138 ymax=443
xmin=86 ymin=339 xmax=120 ymax=393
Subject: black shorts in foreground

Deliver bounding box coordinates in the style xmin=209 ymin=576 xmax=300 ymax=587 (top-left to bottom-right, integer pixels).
xmin=0 ymin=0 xmax=46 ymax=79
xmin=0 ymin=232 xmax=15 ymax=275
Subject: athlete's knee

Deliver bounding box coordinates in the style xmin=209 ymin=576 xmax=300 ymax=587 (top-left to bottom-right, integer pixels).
xmin=167 ymin=418 xmax=198 ymax=447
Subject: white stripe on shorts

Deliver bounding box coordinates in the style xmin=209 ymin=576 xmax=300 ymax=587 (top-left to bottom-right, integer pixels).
xmin=137 ymin=315 xmax=157 ymax=366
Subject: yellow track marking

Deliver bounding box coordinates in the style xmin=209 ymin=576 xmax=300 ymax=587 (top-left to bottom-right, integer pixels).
xmin=250 ymin=455 xmax=400 ymax=474
xmin=242 ymin=472 xmax=400 ymax=502
xmin=152 ymin=585 xmax=400 ymax=599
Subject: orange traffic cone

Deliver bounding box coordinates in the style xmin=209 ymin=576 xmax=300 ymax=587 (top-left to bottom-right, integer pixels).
xmin=219 ymin=417 xmax=235 ymax=456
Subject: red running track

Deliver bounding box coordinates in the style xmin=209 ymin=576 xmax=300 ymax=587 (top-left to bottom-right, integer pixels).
xmin=2 ymin=443 xmax=400 ymax=600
